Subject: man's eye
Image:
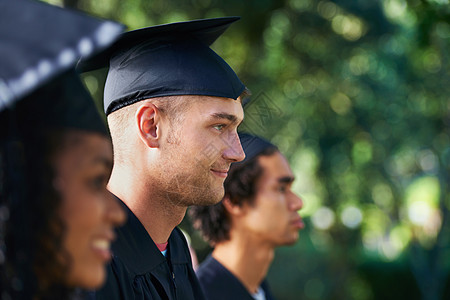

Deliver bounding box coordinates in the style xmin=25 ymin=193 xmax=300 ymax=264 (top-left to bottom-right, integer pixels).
xmin=213 ymin=124 xmax=225 ymax=131
xmin=278 ymin=186 xmax=287 ymax=193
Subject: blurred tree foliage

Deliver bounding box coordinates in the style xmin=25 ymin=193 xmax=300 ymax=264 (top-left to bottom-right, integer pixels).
xmin=46 ymin=0 xmax=450 ymax=299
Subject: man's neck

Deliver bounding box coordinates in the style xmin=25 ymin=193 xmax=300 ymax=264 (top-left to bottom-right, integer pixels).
xmin=212 ymin=234 xmax=275 ymax=294
xmin=108 ymin=165 xmax=187 ymax=244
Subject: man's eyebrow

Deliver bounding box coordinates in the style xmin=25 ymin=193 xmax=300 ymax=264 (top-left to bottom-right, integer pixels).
xmin=278 ymin=176 xmax=295 ymax=184
xmin=210 ymin=112 xmax=241 ymax=124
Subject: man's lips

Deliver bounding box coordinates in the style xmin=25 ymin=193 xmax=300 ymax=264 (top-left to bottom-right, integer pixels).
xmin=210 ymin=168 xmax=229 ymax=178
xmin=291 ymin=217 xmax=305 ymax=229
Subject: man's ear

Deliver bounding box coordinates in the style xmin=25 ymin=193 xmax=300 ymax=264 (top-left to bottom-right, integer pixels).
xmin=223 ymin=197 xmax=246 ymax=216
xmin=135 ymin=102 xmax=160 ymax=148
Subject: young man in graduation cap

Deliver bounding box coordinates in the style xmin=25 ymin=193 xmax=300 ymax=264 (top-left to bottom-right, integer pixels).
xmin=83 ymin=17 xmax=246 ymax=300
xmin=190 ymin=133 xmax=305 ymax=300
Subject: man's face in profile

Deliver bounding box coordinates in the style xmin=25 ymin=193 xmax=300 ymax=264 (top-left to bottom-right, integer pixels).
xmin=155 ymin=95 xmax=245 ymax=207
xmin=239 ymin=151 xmax=304 ymax=247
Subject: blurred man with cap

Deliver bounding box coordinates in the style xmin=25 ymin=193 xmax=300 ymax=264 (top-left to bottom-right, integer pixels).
xmin=84 ymin=17 xmax=246 ymax=300
xmin=190 ymin=133 xmax=304 ymax=300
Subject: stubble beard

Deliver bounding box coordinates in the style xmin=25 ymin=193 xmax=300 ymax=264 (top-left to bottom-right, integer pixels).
xmin=164 ymin=167 xmax=224 ymax=207
xmin=156 ymin=131 xmax=225 ymax=207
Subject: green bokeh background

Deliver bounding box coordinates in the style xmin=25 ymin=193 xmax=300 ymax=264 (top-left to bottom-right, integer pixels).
xmin=45 ymin=0 xmax=450 ymax=299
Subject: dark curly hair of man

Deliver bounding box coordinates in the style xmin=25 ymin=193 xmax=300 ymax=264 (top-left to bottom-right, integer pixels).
xmin=189 ymin=146 xmax=278 ymax=246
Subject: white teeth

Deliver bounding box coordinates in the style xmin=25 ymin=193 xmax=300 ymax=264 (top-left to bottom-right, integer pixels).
xmin=92 ymin=239 xmax=110 ymax=251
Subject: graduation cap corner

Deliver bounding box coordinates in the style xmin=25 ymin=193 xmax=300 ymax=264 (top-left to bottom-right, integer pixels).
xmin=0 ymin=0 xmax=124 ymax=112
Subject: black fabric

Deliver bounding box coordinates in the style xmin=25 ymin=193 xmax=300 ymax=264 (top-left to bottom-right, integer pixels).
xmin=238 ymin=133 xmax=277 ymax=164
xmin=79 ymin=16 xmax=240 ymax=72
xmin=78 ymin=17 xmax=245 ymax=115
xmin=197 ymin=255 xmax=276 ymax=300
xmin=9 ymin=69 xmax=108 ymax=135
xmin=88 ymin=197 xmax=205 ymax=300
xmin=0 ymin=0 xmax=123 ymax=110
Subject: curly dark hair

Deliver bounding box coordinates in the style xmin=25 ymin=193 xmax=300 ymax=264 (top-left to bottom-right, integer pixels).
xmin=189 ymin=146 xmax=278 ymax=246
xmin=0 ymin=108 xmax=74 ymax=299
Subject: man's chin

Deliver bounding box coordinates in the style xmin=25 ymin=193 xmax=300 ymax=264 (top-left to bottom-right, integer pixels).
xmin=192 ymin=186 xmax=224 ymax=206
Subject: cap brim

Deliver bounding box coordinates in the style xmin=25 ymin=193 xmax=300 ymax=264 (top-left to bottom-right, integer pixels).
xmin=78 ymin=16 xmax=240 ymax=72
xmin=238 ymin=133 xmax=277 ymax=163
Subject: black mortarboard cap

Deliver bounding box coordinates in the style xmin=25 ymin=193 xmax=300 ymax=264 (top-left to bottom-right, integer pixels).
xmin=0 ymin=0 xmax=124 ymax=112
xmin=14 ymin=69 xmax=108 ymax=135
xmin=79 ymin=17 xmax=245 ymax=115
xmin=238 ymin=133 xmax=278 ymax=163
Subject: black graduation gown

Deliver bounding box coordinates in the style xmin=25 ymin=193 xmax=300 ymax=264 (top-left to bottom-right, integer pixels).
xmin=88 ymin=198 xmax=205 ymax=300
xmin=196 ymin=255 xmax=276 ymax=300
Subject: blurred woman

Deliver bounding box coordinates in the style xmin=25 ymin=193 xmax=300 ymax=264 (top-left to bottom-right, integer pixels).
xmin=0 ymin=0 xmax=126 ymax=298
xmin=0 ymin=70 xmax=126 ymax=299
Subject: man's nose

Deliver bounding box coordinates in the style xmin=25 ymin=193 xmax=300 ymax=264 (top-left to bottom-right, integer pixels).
xmin=289 ymin=193 xmax=303 ymax=212
xmin=223 ymin=132 xmax=245 ymax=163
